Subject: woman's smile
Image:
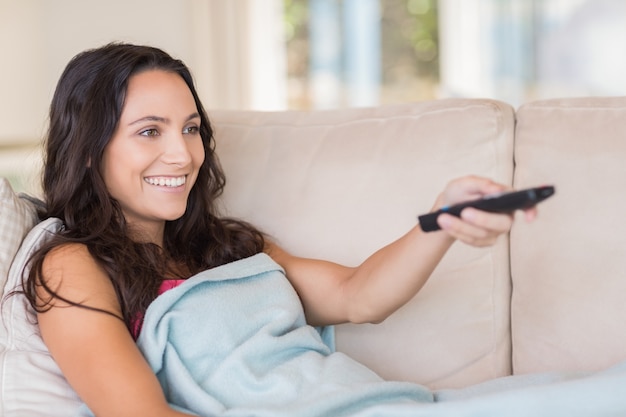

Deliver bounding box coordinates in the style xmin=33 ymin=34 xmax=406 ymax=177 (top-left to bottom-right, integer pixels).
xmin=144 ymin=175 xmax=187 ymax=188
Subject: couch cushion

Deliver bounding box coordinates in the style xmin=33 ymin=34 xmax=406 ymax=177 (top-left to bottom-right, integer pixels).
xmin=511 ymin=97 xmax=626 ymax=375
xmin=210 ymin=99 xmax=516 ymax=389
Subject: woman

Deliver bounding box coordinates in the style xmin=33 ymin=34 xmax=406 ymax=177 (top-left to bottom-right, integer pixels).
xmin=23 ymin=43 xmax=531 ymax=417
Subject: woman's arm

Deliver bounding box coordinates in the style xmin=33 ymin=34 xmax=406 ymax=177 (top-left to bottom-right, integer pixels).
xmin=268 ymin=176 xmax=536 ymax=327
xmin=36 ymin=244 xmax=195 ymax=417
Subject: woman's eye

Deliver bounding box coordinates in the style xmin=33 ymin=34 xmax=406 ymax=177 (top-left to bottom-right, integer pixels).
xmin=140 ymin=128 xmax=159 ymax=137
xmin=183 ymin=125 xmax=199 ymax=135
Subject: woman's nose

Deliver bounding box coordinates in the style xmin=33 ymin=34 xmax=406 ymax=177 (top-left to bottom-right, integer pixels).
xmin=161 ymin=133 xmax=193 ymax=166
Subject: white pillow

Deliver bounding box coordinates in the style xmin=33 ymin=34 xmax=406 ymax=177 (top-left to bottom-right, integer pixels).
xmin=0 ymin=178 xmax=39 ymax=296
xmin=0 ymin=217 xmax=85 ymax=416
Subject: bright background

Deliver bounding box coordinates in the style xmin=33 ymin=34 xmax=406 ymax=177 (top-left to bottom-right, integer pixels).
xmin=1 ymin=0 xmax=625 ymax=193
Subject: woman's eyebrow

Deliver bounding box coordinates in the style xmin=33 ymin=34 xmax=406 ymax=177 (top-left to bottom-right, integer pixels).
xmin=128 ymin=115 xmax=168 ymax=126
xmin=128 ymin=112 xmax=200 ymax=126
xmin=186 ymin=112 xmax=201 ymax=121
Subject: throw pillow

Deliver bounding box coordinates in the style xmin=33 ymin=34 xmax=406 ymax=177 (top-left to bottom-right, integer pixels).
xmin=0 ymin=178 xmax=39 ymax=296
xmin=0 ymin=217 xmax=85 ymax=416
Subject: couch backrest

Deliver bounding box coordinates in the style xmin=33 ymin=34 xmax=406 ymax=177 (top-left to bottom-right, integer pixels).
xmin=210 ymin=99 xmax=516 ymax=389
xmin=511 ymin=97 xmax=626 ymax=375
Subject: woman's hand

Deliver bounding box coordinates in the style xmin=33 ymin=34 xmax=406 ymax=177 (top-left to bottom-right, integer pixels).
xmin=433 ymin=176 xmax=537 ymax=247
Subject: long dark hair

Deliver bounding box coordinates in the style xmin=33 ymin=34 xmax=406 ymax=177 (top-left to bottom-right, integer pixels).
xmin=22 ymin=43 xmax=265 ymax=330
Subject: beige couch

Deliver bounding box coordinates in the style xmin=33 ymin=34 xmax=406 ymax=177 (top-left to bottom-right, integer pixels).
xmin=1 ymin=96 xmax=626 ymax=415
xmin=210 ymin=96 xmax=626 ymax=390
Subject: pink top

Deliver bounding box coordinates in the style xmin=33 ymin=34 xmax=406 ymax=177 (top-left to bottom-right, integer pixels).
xmin=131 ymin=279 xmax=186 ymax=340
xmin=158 ymin=279 xmax=186 ymax=294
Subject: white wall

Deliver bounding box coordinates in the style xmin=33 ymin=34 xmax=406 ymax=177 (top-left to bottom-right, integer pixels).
xmin=0 ymin=0 xmax=286 ymax=147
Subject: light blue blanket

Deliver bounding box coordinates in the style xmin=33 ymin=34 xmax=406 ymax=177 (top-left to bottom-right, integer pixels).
xmin=137 ymin=253 xmax=626 ymax=416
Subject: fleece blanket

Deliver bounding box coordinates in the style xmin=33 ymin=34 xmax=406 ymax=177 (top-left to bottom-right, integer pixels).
xmin=137 ymin=253 xmax=626 ymax=416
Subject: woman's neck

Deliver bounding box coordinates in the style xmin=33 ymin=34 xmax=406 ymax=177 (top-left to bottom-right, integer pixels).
xmin=126 ymin=222 xmax=165 ymax=247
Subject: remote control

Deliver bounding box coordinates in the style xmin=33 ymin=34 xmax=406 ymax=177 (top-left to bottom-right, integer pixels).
xmin=418 ymin=185 xmax=555 ymax=232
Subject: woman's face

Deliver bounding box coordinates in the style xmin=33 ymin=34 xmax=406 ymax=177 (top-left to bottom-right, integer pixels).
xmin=102 ymin=69 xmax=205 ymax=243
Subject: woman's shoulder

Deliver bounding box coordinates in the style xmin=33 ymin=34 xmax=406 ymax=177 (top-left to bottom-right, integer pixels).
xmin=43 ymin=242 xmax=96 ymax=272
xmin=40 ymin=242 xmax=120 ymax=311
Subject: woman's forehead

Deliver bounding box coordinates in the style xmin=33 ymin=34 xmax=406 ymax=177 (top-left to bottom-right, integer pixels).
xmin=120 ymin=70 xmax=197 ymax=122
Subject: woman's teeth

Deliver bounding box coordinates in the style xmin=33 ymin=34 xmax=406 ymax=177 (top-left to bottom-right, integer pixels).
xmin=144 ymin=176 xmax=186 ymax=187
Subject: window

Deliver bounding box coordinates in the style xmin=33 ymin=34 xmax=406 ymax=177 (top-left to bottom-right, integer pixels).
xmin=439 ymin=0 xmax=626 ymax=105
xmin=285 ymin=0 xmax=626 ymax=109
xmin=285 ymin=0 xmax=439 ymax=109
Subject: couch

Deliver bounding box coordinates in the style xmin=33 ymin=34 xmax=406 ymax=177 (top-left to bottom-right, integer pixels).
xmin=1 ymin=96 xmax=626 ymax=415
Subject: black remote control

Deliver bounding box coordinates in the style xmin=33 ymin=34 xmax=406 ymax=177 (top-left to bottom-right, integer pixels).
xmin=418 ymin=185 xmax=555 ymax=232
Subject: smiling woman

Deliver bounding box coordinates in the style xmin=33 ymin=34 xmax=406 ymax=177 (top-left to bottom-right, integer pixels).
xmin=101 ymin=70 xmax=205 ymax=243
xmin=11 ymin=42 xmax=529 ymax=417
xmin=18 ymin=43 xmax=268 ymax=416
